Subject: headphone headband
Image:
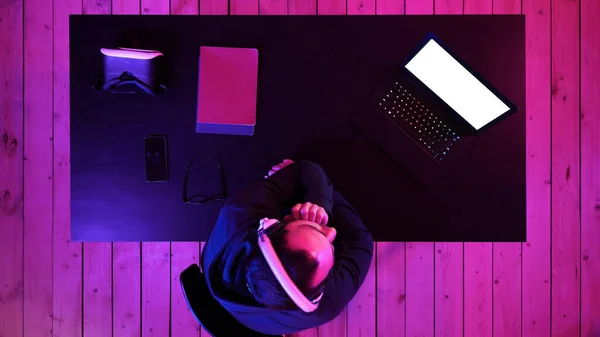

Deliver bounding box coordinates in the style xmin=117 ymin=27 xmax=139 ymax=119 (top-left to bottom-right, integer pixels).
xmin=256 ymin=218 xmax=323 ymax=313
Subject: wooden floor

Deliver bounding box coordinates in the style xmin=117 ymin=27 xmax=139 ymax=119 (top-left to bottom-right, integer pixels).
xmin=0 ymin=0 xmax=598 ymax=336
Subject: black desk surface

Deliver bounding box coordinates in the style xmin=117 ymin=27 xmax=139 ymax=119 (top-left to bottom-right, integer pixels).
xmin=69 ymin=15 xmax=526 ymax=242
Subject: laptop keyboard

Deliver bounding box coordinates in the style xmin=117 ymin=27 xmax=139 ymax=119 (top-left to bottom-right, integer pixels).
xmin=375 ymin=81 xmax=460 ymax=161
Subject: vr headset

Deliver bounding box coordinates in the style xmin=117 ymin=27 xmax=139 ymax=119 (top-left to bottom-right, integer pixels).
xmin=93 ymin=48 xmax=166 ymax=95
xmin=256 ymin=218 xmax=324 ymax=313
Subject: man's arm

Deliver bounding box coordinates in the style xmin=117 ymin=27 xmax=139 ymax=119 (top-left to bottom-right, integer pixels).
xmin=295 ymin=161 xmax=334 ymax=215
xmin=317 ymin=191 xmax=374 ymax=322
xmin=216 ymin=160 xmax=333 ymax=239
xmin=203 ymin=160 xmax=336 ymax=273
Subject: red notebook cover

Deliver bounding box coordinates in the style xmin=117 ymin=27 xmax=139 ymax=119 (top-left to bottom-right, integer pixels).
xmin=196 ymin=46 xmax=258 ymax=135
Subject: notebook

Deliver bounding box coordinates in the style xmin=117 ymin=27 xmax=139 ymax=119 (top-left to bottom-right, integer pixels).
xmin=196 ymin=46 xmax=259 ymax=136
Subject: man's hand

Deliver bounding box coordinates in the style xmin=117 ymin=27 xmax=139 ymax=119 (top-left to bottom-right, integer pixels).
xmin=283 ymin=202 xmax=329 ymax=226
xmin=265 ymin=159 xmax=294 ymax=178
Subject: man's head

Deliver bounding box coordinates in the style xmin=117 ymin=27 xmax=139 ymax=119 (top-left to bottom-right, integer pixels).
xmin=245 ymin=219 xmax=337 ymax=310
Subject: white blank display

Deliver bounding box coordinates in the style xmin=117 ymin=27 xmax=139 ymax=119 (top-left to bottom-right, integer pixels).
xmin=405 ymin=39 xmax=511 ymax=130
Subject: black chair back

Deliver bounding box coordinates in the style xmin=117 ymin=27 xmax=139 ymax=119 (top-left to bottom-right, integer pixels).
xmin=179 ymin=264 xmax=282 ymax=337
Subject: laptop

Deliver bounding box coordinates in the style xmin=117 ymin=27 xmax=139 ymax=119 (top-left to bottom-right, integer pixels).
xmin=351 ymin=33 xmax=518 ymax=186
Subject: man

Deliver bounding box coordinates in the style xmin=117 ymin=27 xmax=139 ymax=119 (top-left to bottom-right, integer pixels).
xmin=201 ymin=159 xmax=374 ymax=335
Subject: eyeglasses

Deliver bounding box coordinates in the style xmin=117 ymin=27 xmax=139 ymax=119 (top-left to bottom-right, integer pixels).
xmin=183 ymin=155 xmax=227 ymax=204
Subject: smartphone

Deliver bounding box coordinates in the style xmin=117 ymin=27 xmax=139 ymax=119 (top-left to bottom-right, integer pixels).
xmin=144 ymin=135 xmax=169 ymax=182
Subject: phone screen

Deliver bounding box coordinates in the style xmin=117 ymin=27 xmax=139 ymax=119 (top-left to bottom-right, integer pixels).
xmin=144 ymin=135 xmax=169 ymax=182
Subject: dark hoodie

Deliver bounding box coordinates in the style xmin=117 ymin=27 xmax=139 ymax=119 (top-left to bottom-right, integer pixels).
xmin=201 ymin=160 xmax=374 ymax=335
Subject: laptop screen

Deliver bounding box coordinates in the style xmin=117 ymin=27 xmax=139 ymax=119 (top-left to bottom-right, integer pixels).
xmin=404 ymin=39 xmax=511 ymax=131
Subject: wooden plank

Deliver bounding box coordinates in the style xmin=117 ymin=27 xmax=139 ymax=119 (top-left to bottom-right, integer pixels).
xmin=493 ymin=0 xmax=521 ymax=13
xmin=171 ymin=243 xmax=201 ymax=337
xmin=374 ymin=4 xmax=405 ymax=337
xmin=347 ymin=0 xmax=375 ymax=14
xmin=113 ymin=0 xmax=141 ymax=14
xmin=53 ymin=0 xmax=84 ymax=335
xmin=342 ymin=0 xmax=377 ymax=318
xmin=521 ymin=0 xmax=552 ymax=334
xmin=200 ymin=0 xmax=227 ymax=14
xmin=198 ymin=242 xmax=210 ymax=337
xmin=83 ymin=243 xmax=113 ymax=337
xmin=172 ymin=0 xmax=199 ymax=14
xmin=581 ymin=0 xmax=600 ymax=335
xmin=464 ymin=243 xmax=492 ymax=337
xmin=405 ymin=242 xmax=434 ymax=337
xmin=401 ymin=8 xmax=436 ymax=337
xmin=259 ymin=0 xmax=288 ymax=14
xmin=138 ymin=0 xmax=171 ymax=331
xmin=347 ymin=250 xmax=376 ymax=337
xmin=463 ymin=0 xmax=491 ymax=13
xmin=289 ymin=0 xmax=317 ymax=15
xmin=405 ymin=6 xmax=435 ymax=337
xmin=313 ymin=0 xmax=347 ymax=332
xmin=200 ymin=0 xmax=228 ymax=14
xmin=0 ymin=0 xmax=24 ymax=336
xmin=287 ymin=2 xmax=318 ymax=335
xmin=434 ymin=243 xmax=463 ymax=336
xmin=83 ymin=0 xmax=112 ymax=13
xmin=405 ymin=0 xmax=433 ymax=14
xmin=493 ymin=1 xmax=520 ymax=13
xmin=376 ymin=0 xmax=404 ymax=14
xmin=142 ymin=0 xmax=171 ymax=14
xmin=492 ymin=243 xmax=522 ymax=336
xmin=435 ymin=0 xmax=462 ymax=14
xmin=317 ymin=308 xmax=347 ymax=337
xmin=404 ymin=5 xmax=434 ymax=337
xmin=431 ymin=6 xmax=463 ymax=337
xmin=23 ymin=0 xmax=53 ymax=335
xmin=141 ymin=242 xmax=171 ymax=337
xmin=376 ymin=242 xmax=405 ymax=337
xmin=462 ymin=1 xmax=493 ymax=336
xmin=491 ymin=2 xmax=524 ymax=336
xmin=551 ymin=0 xmax=581 ymax=335
xmin=110 ymin=0 xmax=142 ymax=336
xmin=292 ymin=329 xmax=318 ymax=337
xmin=113 ymin=243 xmax=142 ymax=337
xmin=230 ymin=0 xmax=259 ymax=14
xmin=317 ymin=0 xmax=346 ymax=14
xmin=170 ymin=0 xmax=202 ymax=330
xmin=81 ymin=1 xmax=113 ymax=336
